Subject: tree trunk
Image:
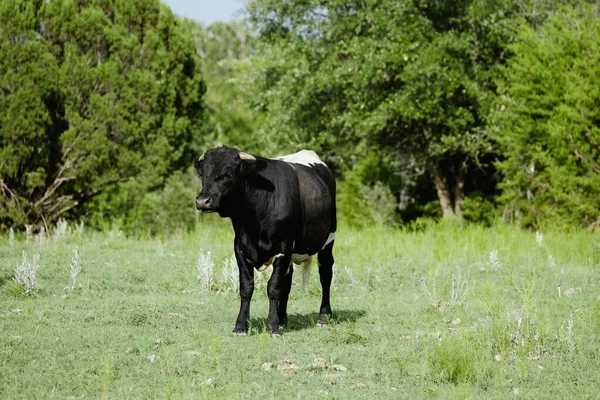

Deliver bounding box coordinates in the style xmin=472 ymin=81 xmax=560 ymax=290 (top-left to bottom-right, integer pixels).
xmin=453 ymin=165 xmax=465 ymax=217
xmin=432 ymin=164 xmax=455 ymax=218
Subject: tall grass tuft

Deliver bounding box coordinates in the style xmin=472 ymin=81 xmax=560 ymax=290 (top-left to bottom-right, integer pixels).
xmin=450 ymin=267 xmax=473 ymax=308
xmin=53 ymin=219 xmax=69 ymax=240
xmin=535 ymin=231 xmax=543 ymax=247
xmin=65 ymin=246 xmax=82 ymax=291
xmin=8 ymin=227 xmax=15 ymax=247
xmin=35 ymin=227 xmax=46 ymax=245
xmin=220 ymin=254 xmax=239 ymax=293
xmin=429 ymin=338 xmax=477 ymax=384
xmin=25 ymin=225 xmax=33 ymax=243
xmin=197 ymin=250 xmax=215 ymax=293
xmin=14 ymin=251 xmax=40 ymax=296
xmin=488 ymin=249 xmax=501 ymax=270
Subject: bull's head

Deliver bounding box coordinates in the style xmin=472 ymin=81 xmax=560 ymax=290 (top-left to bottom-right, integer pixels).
xmin=194 ymin=146 xmax=267 ymax=216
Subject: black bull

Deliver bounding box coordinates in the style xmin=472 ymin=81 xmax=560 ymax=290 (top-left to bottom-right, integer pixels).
xmin=194 ymin=146 xmax=336 ymax=335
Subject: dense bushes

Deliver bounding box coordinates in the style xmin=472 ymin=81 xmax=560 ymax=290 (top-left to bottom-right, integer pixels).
xmin=2 ymin=0 xmax=599 ymax=233
xmin=496 ymin=5 xmax=600 ymax=229
xmin=0 ymin=0 xmax=205 ymax=232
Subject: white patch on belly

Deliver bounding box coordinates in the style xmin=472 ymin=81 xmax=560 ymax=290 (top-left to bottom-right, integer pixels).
xmin=321 ymin=232 xmax=336 ymax=250
xmin=291 ymin=253 xmax=311 ymax=265
xmin=274 ymin=150 xmax=325 ymax=167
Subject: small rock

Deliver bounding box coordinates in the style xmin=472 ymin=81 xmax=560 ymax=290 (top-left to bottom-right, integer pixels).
xmin=10 ymin=335 xmax=23 ymax=341
xmin=565 ymin=288 xmax=582 ymax=297
xmin=512 ymin=387 xmax=519 ymax=395
xmin=494 ymin=354 xmax=502 ymax=361
xmin=186 ymin=350 xmax=202 ymax=356
xmin=261 ymin=362 xmax=273 ymax=371
xmin=352 ymin=382 xmax=365 ymax=389
xmin=153 ymin=339 xmax=162 ymax=348
xmin=452 ymin=318 xmax=461 ymax=325
xmin=312 ymin=358 xmax=329 ymax=368
xmin=12 ymin=309 xmax=24 ymax=314
xmin=201 ymin=377 xmax=216 ymax=387
xmin=333 ymin=364 xmax=348 ymax=372
xmin=167 ymin=312 xmax=185 ymax=318
xmin=147 ymin=354 xmax=160 ymax=363
xmin=277 ymin=360 xmax=299 ymax=375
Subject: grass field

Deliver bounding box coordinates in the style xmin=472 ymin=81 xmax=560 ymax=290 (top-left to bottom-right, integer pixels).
xmin=1 ymin=219 xmax=600 ymax=399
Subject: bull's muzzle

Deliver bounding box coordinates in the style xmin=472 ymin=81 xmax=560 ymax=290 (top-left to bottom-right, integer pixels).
xmin=196 ymin=196 xmax=213 ymax=212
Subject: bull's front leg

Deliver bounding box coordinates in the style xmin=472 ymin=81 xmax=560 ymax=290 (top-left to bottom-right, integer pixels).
xmin=233 ymin=245 xmax=254 ymax=335
xmin=267 ymin=250 xmax=292 ymax=335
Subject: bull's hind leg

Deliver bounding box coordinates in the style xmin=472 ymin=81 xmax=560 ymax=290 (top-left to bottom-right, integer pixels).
xmin=277 ymin=263 xmax=293 ymax=329
xmin=317 ymin=241 xmax=334 ymax=326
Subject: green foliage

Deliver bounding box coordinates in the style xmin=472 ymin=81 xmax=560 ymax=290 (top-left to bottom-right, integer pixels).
xmin=337 ymin=151 xmax=400 ymax=227
xmin=496 ymin=4 xmax=600 ymax=228
xmin=191 ymin=21 xmax=265 ymax=154
xmin=88 ymin=168 xmax=200 ymax=236
xmin=462 ymin=193 xmax=498 ymax=226
xmin=0 ymin=0 xmax=205 ymax=230
xmin=244 ymin=0 xmax=515 ymax=218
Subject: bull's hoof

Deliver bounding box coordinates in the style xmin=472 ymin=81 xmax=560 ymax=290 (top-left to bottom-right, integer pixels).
xmin=271 ymin=332 xmax=281 ymax=338
xmin=317 ymin=314 xmax=333 ymax=327
xmin=232 ymin=329 xmax=248 ymax=336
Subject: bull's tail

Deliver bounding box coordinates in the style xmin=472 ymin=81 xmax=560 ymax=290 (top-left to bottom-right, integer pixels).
xmin=301 ymin=257 xmax=312 ymax=292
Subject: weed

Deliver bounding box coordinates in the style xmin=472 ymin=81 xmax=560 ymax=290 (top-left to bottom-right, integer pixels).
xmin=197 ymin=250 xmax=215 ymax=293
xmin=101 ymin=358 xmax=114 ymax=400
xmin=65 ymin=246 xmax=82 ymax=291
xmin=25 ymin=224 xmax=33 ymax=243
xmin=52 ymin=219 xmax=69 ymax=241
xmin=34 ymin=227 xmax=46 ymax=246
xmin=449 ymin=267 xmax=473 ymax=308
xmin=220 ymin=254 xmax=239 ymax=293
xmin=535 ymin=231 xmax=543 ymax=247
xmin=420 ymin=266 xmax=473 ymax=309
xmin=488 ymin=249 xmax=501 ymax=270
xmin=13 ymin=251 xmax=40 ymax=296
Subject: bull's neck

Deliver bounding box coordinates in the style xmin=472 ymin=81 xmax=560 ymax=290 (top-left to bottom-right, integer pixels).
xmin=228 ymin=181 xmax=268 ymax=232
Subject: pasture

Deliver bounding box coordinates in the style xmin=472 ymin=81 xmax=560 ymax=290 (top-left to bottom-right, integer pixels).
xmin=1 ymin=220 xmax=599 ymax=399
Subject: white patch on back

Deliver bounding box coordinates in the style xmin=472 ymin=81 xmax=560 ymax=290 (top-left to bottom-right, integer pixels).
xmin=275 ymin=150 xmax=325 ymax=167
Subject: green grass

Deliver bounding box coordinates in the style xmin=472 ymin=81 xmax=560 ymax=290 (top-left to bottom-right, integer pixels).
xmin=1 ymin=219 xmax=600 ymax=399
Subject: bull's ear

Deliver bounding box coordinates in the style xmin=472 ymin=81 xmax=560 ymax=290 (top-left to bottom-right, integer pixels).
xmin=240 ymin=159 xmax=268 ymax=176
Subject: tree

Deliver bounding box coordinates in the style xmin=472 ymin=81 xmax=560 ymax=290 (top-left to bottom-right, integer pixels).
xmin=243 ymin=0 xmax=515 ymax=219
xmin=191 ymin=20 xmax=265 ymax=153
xmin=0 ymin=0 xmax=205 ymax=230
xmin=496 ymin=4 xmax=600 ymax=227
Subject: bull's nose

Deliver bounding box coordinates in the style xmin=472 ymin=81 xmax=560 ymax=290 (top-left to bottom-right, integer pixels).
xmin=196 ymin=196 xmax=212 ymax=211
